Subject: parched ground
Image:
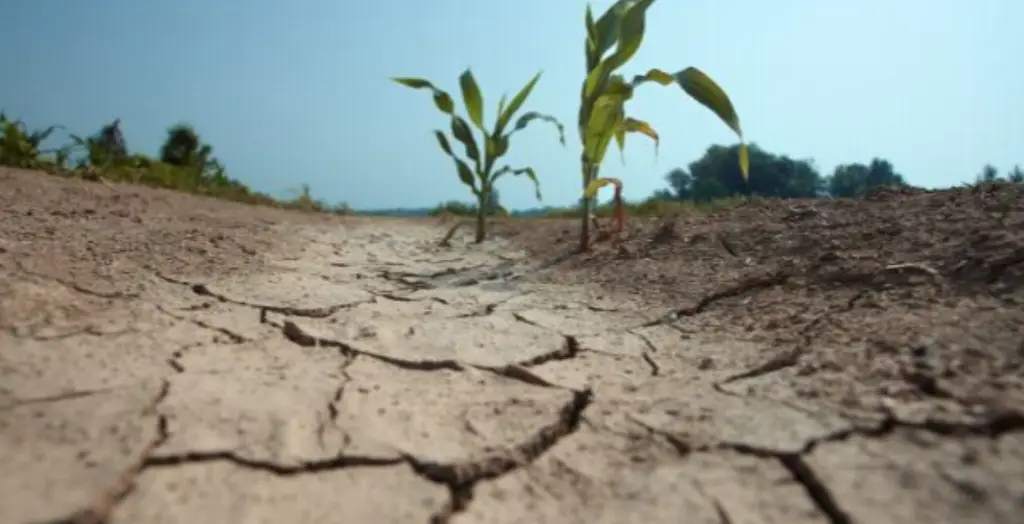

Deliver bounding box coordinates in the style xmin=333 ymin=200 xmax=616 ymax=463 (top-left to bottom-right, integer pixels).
xmin=2 ymin=167 xmax=1022 ymax=524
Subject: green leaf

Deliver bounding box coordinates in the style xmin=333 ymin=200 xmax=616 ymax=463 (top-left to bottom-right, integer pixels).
xmin=434 ymin=130 xmax=455 ymax=158
xmin=458 ymin=69 xmax=486 ymax=131
xmin=582 ymin=76 xmax=633 ymax=164
xmin=433 ymin=130 xmax=479 ymax=194
xmin=674 ymin=67 xmax=743 ymax=139
xmin=583 ymin=62 xmax=610 ymax=101
xmin=601 ymin=0 xmax=655 ymax=74
xmin=511 ymin=112 xmax=566 ymax=146
xmin=585 ymin=0 xmax=656 ymax=101
xmin=392 ymin=77 xmax=455 ymax=114
xmin=494 ymin=72 xmax=541 ymax=136
xmin=631 ymin=68 xmax=674 ymax=86
xmin=492 ymin=165 xmax=543 ymax=201
xmin=496 ymin=93 xmax=508 ymax=121
xmin=449 ymin=116 xmax=480 ymax=164
xmin=456 ymin=160 xmax=478 ymax=193
xmin=592 ymin=0 xmax=633 ymax=63
xmin=29 ymin=125 xmax=63 ymax=147
xmin=583 ymin=93 xmax=625 ymax=166
xmin=485 ymin=134 xmax=509 ymax=161
xmin=68 ymin=134 xmax=88 ymax=147
xmin=585 ymin=5 xmax=600 ymax=69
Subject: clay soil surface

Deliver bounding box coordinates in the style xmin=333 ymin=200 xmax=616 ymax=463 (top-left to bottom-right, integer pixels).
xmin=2 ymin=166 xmax=1023 ymax=524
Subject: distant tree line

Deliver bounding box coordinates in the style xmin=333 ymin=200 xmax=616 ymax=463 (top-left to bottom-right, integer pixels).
xmin=651 ymin=143 xmax=1022 ymax=204
xmin=0 ymin=111 xmax=351 ymax=213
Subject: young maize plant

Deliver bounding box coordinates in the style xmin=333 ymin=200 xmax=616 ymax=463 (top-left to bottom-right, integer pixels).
xmin=392 ymin=70 xmax=565 ymax=243
xmin=577 ymin=0 xmax=750 ymax=251
xmin=0 ymin=113 xmax=63 ymax=169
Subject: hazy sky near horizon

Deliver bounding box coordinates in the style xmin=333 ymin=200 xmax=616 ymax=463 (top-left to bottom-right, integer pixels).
xmin=1 ymin=0 xmax=1021 ymax=209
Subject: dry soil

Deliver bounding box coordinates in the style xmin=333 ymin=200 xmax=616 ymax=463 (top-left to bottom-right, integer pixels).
xmin=2 ymin=167 xmax=1022 ymax=524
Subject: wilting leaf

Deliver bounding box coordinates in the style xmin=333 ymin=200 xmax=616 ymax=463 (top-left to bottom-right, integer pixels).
xmin=583 ymin=176 xmax=622 ymax=199
xmin=738 ymin=143 xmax=750 ymax=181
xmin=494 ymin=72 xmax=541 ymax=136
xmin=612 ymin=117 xmax=659 ymax=164
xmin=512 ymin=111 xmax=566 ymax=145
xmin=620 ymin=117 xmax=659 ymax=154
xmin=633 ymin=66 xmax=748 ymax=179
xmin=392 ymin=77 xmax=455 ymax=114
xmin=458 ymin=69 xmax=486 ymax=131
xmin=492 ymin=165 xmax=543 ymax=201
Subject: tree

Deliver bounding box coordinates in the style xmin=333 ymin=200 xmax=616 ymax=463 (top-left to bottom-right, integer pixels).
xmin=392 ymin=70 xmax=565 ymax=243
xmin=977 ymin=164 xmax=1000 ymax=183
xmin=67 ymin=118 xmax=130 ymax=169
xmin=826 ymin=158 xmax=907 ymax=197
xmin=98 ymin=118 xmax=127 ymax=161
xmin=672 ymin=144 xmax=822 ymax=202
xmin=865 ymin=158 xmax=905 ymax=188
xmin=160 ymin=124 xmax=199 ymax=167
xmin=159 ymin=123 xmax=219 ymax=189
xmin=1007 ymin=165 xmax=1024 ymax=183
xmin=575 ymin=0 xmax=748 ymax=251
xmin=663 ymin=167 xmax=693 ymax=200
xmin=160 ymin=124 xmax=210 ymax=169
xmin=827 ymin=163 xmax=870 ymax=198
xmin=0 ymin=112 xmax=63 ymax=169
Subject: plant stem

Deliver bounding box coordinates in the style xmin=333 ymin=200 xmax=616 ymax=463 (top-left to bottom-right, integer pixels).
xmin=579 ymin=156 xmax=598 ymax=252
xmin=474 ymin=184 xmax=488 ymax=243
xmin=475 ymin=206 xmax=486 ymax=243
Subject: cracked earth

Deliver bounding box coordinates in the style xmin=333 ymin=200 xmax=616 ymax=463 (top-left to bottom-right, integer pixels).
xmin=2 ymin=168 xmax=1023 ymax=524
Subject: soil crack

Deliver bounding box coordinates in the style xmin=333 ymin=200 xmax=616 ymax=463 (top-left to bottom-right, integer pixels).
xmin=405 ymin=388 xmax=594 ymax=524
xmin=153 ymin=272 xmax=369 ymax=318
xmin=275 ymin=319 xmax=570 ymax=389
xmin=154 ymin=304 xmax=248 ymax=343
xmin=778 ymin=454 xmax=853 ymax=524
xmin=141 ymin=450 xmax=403 ymax=475
xmin=643 ymin=271 xmax=792 ymax=327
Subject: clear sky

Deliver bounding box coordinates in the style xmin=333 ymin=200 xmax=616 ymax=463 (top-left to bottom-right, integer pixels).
xmin=1 ymin=0 xmax=1021 ymax=210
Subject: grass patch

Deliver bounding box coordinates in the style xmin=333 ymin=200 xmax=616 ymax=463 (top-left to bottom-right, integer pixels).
xmin=1 ymin=113 xmax=352 ymax=215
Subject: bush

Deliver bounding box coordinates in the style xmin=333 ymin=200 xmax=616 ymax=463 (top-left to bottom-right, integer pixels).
xmin=0 ymin=111 xmax=350 ymax=213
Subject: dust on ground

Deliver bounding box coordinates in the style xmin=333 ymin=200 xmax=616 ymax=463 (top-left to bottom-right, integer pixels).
xmin=2 ymin=167 xmax=1022 ymax=524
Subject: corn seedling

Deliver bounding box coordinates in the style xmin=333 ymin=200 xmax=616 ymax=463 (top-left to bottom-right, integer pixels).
xmin=0 ymin=113 xmax=64 ymax=169
xmin=576 ymin=0 xmax=750 ymax=251
xmin=393 ymin=69 xmax=565 ymax=243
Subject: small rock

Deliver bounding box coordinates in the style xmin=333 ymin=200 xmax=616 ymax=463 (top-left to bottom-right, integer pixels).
xmin=697 ymin=357 xmax=715 ymax=370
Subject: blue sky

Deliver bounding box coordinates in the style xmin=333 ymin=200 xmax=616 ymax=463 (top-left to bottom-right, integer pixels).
xmin=1 ymin=0 xmax=1021 ymax=210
